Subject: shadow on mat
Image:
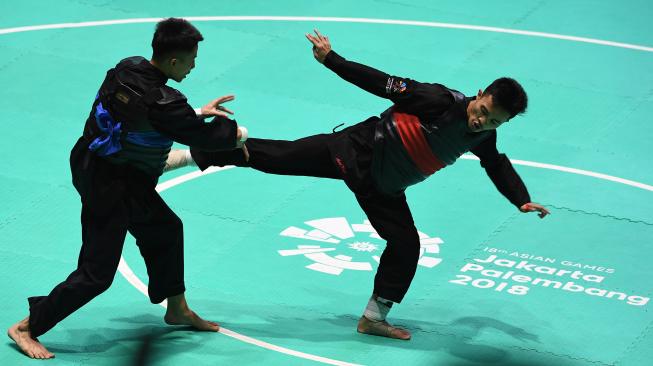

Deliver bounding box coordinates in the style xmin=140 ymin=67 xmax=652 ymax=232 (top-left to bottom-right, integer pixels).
xmin=6 ymin=314 xmax=207 ymax=365
xmin=216 ymin=310 xmax=555 ymax=366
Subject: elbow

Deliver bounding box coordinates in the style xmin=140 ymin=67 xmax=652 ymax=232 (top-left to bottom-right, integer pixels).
xmin=480 ymin=153 xmax=508 ymax=170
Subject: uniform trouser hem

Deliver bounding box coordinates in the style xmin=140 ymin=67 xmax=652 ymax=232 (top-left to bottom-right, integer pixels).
xmin=149 ymin=284 xmax=186 ymax=304
xmin=372 ymin=287 xmax=408 ymax=304
xmin=27 ymin=296 xmax=49 ymax=338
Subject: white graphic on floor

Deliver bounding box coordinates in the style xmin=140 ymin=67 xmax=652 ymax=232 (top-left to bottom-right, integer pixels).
xmin=278 ymin=217 xmax=443 ymax=275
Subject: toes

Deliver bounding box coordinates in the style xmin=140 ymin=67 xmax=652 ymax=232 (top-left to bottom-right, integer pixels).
xmin=204 ymin=322 xmax=219 ymax=331
xmin=395 ymin=330 xmax=411 ymax=340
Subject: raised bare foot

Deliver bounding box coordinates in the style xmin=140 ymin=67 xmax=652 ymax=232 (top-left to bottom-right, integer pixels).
xmin=357 ymin=316 xmax=411 ymax=340
xmin=7 ymin=317 xmax=55 ymax=359
xmin=164 ymin=310 xmax=219 ymax=332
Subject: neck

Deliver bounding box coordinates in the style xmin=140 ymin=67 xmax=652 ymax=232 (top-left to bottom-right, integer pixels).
xmin=150 ymin=58 xmax=170 ymax=78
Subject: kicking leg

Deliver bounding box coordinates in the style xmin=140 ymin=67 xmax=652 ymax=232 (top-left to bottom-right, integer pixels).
xmin=163 ymin=149 xmax=196 ymax=172
xmin=184 ymin=134 xmax=341 ymax=179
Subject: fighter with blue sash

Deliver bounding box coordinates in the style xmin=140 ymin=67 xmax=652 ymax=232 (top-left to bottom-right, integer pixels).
xmin=9 ymin=18 xmax=249 ymax=359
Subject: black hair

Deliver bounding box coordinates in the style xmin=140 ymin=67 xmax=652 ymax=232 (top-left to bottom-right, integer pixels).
xmin=484 ymin=77 xmax=528 ymax=119
xmin=151 ymin=18 xmax=203 ymax=60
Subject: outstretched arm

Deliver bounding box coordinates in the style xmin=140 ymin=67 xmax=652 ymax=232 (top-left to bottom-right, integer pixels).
xmin=470 ymin=132 xmax=550 ymax=219
xmin=148 ymin=94 xmax=239 ymax=152
xmin=305 ymin=29 xmax=452 ymax=114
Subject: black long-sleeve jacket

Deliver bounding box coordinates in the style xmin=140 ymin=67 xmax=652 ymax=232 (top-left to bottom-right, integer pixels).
xmin=323 ymin=51 xmax=530 ymax=207
xmin=82 ymin=56 xmax=237 ymax=176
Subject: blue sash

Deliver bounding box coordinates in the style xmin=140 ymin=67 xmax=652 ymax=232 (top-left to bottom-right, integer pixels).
xmin=88 ymin=94 xmax=172 ymax=155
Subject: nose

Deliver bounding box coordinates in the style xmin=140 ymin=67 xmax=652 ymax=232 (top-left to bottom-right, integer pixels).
xmin=478 ymin=116 xmax=486 ymax=127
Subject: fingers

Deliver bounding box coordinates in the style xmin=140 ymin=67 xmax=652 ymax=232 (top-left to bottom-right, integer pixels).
xmin=314 ymin=29 xmax=328 ymax=42
xmin=204 ymin=109 xmax=230 ymax=118
xmin=213 ymin=110 xmax=230 ymax=118
xmin=204 ymin=95 xmax=235 ymax=117
xmin=214 ymin=95 xmax=235 ymax=104
xmin=218 ymin=105 xmax=234 ymax=115
xmin=538 ymin=207 xmax=551 ymax=219
xmin=306 ymin=33 xmax=321 ymax=48
xmin=532 ymin=207 xmax=549 ymax=218
xmin=520 ymin=203 xmax=550 ymax=219
xmin=305 ymin=29 xmax=329 ymax=45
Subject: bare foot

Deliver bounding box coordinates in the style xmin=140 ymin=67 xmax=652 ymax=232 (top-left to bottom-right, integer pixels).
xmin=357 ymin=316 xmax=411 ymax=340
xmin=164 ymin=310 xmax=219 ymax=332
xmin=7 ymin=317 xmax=55 ymax=359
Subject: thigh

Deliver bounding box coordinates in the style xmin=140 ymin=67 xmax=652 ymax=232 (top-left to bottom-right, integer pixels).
xmin=127 ymin=189 xmax=182 ymax=247
xmin=77 ymin=168 xmax=130 ymax=278
xmin=354 ymin=192 xmax=418 ymax=241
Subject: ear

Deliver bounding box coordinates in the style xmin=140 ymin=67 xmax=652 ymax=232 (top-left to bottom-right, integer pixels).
xmin=169 ymin=57 xmax=178 ymax=67
xmin=477 ymin=89 xmax=483 ymax=98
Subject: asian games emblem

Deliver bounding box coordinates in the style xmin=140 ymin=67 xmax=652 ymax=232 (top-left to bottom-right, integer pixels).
xmin=278 ymin=217 xmax=443 ymax=275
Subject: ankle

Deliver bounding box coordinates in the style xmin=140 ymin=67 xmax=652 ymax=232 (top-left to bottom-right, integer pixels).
xmin=363 ymin=295 xmax=393 ymax=322
xmin=17 ymin=318 xmax=31 ymax=332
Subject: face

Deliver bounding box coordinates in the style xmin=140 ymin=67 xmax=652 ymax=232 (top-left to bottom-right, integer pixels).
xmin=466 ymin=90 xmax=511 ymax=133
xmin=167 ymin=45 xmax=197 ymax=82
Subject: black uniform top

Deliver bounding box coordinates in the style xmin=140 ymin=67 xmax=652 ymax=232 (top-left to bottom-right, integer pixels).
xmin=323 ymin=51 xmax=531 ymax=208
xmin=83 ymin=56 xmax=238 ymax=176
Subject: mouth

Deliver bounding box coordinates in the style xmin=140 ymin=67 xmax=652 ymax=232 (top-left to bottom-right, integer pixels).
xmin=473 ymin=121 xmax=481 ymax=131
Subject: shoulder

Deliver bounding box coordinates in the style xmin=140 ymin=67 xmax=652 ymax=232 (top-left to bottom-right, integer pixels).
xmin=157 ymin=86 xmax=187 ymax=104
xmin=401 ymin=81 xmax=453 ymax=100
xmin=419 ymin=82 xmax=457 ymax=104
xmin=115 ymin=56 xmax=148 ymax=69
xmin=444 ymin=86 xmax=465 ymax=102
xmin=474 ymin=130 xmax=497 ymax=147
xmin=144 ymin=85 xmax=187 ymax=106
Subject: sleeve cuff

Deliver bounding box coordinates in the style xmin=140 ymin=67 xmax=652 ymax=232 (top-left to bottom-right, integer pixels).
xmin=323 ymin=50 xmax=342 ymax=70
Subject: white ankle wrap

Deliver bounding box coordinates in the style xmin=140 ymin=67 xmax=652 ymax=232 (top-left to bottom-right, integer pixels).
xmin=363 ymin=295 xmax=393 ymax=322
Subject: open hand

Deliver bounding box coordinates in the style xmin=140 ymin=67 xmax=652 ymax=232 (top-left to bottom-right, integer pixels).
xmin=305 ymin=29 xmax=332 ymax=63
xmin=519 ymin=202 xmax=550 ymax=219
xmin=201 ymin=95 xmax=235 ymax=118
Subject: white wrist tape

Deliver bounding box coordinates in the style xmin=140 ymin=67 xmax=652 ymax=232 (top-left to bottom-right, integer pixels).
xmin=185 ymin=149 xmax=196 ymax=166
xmin=238 ymin=126 xmax=248 ymax=142
xmin=193 ymin=107 xmax=202 ymax=116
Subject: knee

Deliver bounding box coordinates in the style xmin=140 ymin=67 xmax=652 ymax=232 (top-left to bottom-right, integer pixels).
xmin=171 ymin=215 xmax=183 ymax=232
xmin=158 ymin=214 xmax=183 ymax=238
xmin=170 ymin=215 xmax=183 ymax=240
xmin=158 ymin=215 xmax=183 ymax=247
xmin=383 ymin=231 xmax=421 ymax=262
xmin=85 ymin=270 xmax=116 ymax=295
xmin=402 ymin=231 xmax=422 ymax=261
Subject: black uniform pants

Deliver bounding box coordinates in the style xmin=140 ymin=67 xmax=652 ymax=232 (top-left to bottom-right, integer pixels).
xmin=193 ymin=121 xmax=421 ymax=303
xmin=27 ymin=138 xmax=186 ymax=338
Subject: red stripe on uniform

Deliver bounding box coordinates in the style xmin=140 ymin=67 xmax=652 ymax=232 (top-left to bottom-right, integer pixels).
xmin=393 ymin=111 xmax=444 ymax=175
